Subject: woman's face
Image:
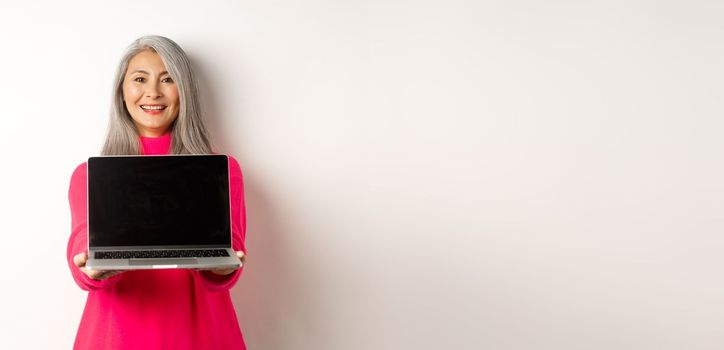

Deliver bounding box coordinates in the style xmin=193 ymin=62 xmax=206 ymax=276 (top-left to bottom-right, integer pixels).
xmin=122 ymin=49 xmax=180 ymax=137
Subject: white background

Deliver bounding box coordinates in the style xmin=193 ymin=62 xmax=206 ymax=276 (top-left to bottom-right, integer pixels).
xmin=1 ymin=1 xmax=723 ymax=349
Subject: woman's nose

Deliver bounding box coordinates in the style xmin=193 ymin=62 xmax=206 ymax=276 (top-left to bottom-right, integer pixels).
xmin=145 ymin=81 xmax=163 ymax=98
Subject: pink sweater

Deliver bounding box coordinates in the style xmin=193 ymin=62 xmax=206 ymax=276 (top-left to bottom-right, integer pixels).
xmin=66 ymin=133 xmax=247 ymax=349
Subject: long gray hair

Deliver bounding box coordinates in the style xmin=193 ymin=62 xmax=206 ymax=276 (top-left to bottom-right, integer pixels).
xmin=101 ymin=35 xmax=213 ymax=155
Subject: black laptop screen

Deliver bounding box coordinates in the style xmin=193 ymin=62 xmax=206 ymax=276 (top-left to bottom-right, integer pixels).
xmin=88 ymin=155 xmax=231 ymax=248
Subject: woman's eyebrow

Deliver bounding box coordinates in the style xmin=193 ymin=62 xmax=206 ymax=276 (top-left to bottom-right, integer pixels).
xmin=128 ymin=69 xmax=170 ymax=75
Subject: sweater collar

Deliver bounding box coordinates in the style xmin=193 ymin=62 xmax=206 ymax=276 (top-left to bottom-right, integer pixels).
xmin=140 ymin=132 xmax=172 ymax=155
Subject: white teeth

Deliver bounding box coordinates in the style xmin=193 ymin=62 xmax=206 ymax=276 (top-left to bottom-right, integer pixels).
xmin=141 ymin=105 xmax=166 ymax=110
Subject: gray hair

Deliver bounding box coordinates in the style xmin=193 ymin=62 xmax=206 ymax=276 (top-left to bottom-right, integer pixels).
xmin=101 ymin=35 xmax=213 ymax=155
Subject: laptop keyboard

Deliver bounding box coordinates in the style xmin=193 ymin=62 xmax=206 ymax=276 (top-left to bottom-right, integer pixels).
xmin=95 ymin=249 xmax=230 ymax=259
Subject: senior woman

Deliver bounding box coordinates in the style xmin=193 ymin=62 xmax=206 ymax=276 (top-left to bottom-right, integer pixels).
xmin=66 ymin=36 xmax=248 ymax=349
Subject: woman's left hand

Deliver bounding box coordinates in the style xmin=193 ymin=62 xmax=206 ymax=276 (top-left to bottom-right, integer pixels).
xmin=206 ymin=251 xmax=246 ymax=276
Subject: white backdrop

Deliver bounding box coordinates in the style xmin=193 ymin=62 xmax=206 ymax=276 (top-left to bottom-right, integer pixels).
xmin=1 ymin=0 xmax=723 ymax=349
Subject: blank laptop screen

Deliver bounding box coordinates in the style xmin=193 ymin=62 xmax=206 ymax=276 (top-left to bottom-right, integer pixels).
xmin=88 ymin=155 xmax=231 ymax=248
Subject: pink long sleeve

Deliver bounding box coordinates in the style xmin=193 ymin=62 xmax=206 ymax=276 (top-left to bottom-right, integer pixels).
xmin=67 ymin=133 xmax=247 ymax=349
xmin=66 ymin=163 xmax=124 ymax=291
xmin=192 ymin=156 xmax=247 ymax=291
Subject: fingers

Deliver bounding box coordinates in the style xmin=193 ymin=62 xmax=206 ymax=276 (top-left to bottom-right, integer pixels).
xmin=86 ymin=269 xmax=123 ymax=281
xmin=209 ymin=268 xmax=235 ymax=276
xmin=73 ymin=252 xmax=88 ymax=268
xmin=73 ymin=251 xmax=123 ymax=280
xmin=94 ymin=270 xmax=123 ymax=280
xmin=83 ymin=267 xmax=103 ymax=280
xmin=206 ymin=253 xmax=245 ymax=276
xmin=86 ymin=269 xmax=102 ymax=280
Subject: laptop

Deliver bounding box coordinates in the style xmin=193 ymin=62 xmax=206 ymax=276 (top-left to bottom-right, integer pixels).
xmin=85 ymin=154 xmax=242 ymax=270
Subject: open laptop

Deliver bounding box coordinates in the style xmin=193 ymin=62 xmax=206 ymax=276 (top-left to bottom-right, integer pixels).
xmin=85 ymin=154 xmax=242 ymax=270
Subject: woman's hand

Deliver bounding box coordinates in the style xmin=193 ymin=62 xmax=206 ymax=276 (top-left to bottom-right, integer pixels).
xmin=206 ymin=251 xmax=246 ymax=276
xmin=73 ymin=252 xmax=124 ymax=281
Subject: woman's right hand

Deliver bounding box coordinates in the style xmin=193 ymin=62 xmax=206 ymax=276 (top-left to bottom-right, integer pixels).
xmin=73 ymin=252 xmax=124 ymax=281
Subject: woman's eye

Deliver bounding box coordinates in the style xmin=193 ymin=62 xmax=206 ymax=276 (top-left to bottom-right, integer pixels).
xmin=162 ymin=77 xmax=174 ymax=83
xmin=133 ymin=77 xmax=146 ymax=83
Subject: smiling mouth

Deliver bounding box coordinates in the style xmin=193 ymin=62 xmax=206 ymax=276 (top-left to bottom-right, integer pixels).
xmin=140 ymin=105 xmax=167 ymax=115
xmin=141 ymin=105 xmax=167 ymax=111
